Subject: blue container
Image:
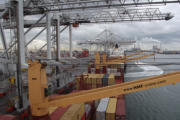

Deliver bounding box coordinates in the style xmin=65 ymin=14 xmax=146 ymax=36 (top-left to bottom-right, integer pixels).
xmin=102 ymin=74 xmax=109 ymax=86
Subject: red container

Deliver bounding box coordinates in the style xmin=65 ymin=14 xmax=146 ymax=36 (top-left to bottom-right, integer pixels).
xmin=115 ymin=77 xmax=123 ymax=84
xmin=115 ymin=76 xmax=121 ymax=81
xmin=68 ymin=82 xmax=73 ymax=87
xmin=95 ymin=69 xmax=100 ymax=74
xmin=91 ymin=64 xmax=95 ymax=68
xmin=49 ymin=106 xmax=70 ymax=120
xmin=87 ymin=84 xmax=92 ymax=90
xmin=86 ymin=101 xmax=95 ymax=120
xmin=120 ymin=76 xmax=124 ymax=82
xmin=117 ymin=95 xmax=124 ymax=99
xmin=102 ymin=66 xmax=107 ymax=74
xmin=96 ymin=84 xmax=102 ymax=88
xmin=86 ymin=83 xmax=91 ymax=90
xmin=88 ymin=66 xmax=91 ymax=73
xmin=0 ymin=115 xmax=16 ymax=120
xmin=116 ymin=99 xmax=126 ymax=120
xmin=81 ymin=112 xmax=86 ymax=120
xmin=0 ymin=92 xmax=6 ymax=97
xmin=117 ymin=68 xmax=121 ymax=72
xmin=79 ymin=77 xmax=85 ymax=90
xmin=58 ymin=88 xmax=64 ymax=94
xmin=72 ymin=90 xmax=79 ymax=93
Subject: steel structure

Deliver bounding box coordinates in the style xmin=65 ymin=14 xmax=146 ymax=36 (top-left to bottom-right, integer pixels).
xmin=1 ymin=8 xmax=173 ymax=29
xmin=0 ymin=7 xmax=171 ymax=60
xmin=78 ymin=29 xmax=136 ymax=51
xmin=19 ymin=0 xmax=180 ymax=14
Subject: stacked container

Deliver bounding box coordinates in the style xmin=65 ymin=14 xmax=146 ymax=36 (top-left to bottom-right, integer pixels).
xmin=60 ymin=103 xmax=85 ymax=120
xmin=116 ymin=99 xmax=126 ymax=120
xmin=106 ymin=98 xmax=117 ymax=120
xmin=108 ymin=74 xmax=115 ymax=85
xmin=102 ymin=74 xmax=109 ymax=87
xmin=85 ymin=104 xmax=91 ymax=118
xmin=86 ymin=74 xmax=91 ymax=89
xmin=49 ymin=106 xmax=70 ymax=120
xmin=75 ymin=76 xmax=81 ymax=90
xmin=92 ymin=74 xmax=97 ymax=89
xmin=96 ymin=98 xmax=110 ymax=120
xmin=115 ymin=78 xmax=126 ymax=120
xmin=91 ymin=68 xmax=96 ymax=73
xmin=96 ymin=74 xmax=104 ymax=88
xmin=76 ymin=74 xmax=115 ymax=90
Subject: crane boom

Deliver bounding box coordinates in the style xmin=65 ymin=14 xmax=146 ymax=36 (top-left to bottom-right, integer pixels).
xmin=99 ymin=52 xmax=154 ymax=66
xmin=42 ymin=70 xmax=180 ymax=107
xmin=126 ymin=51 xmax=144 ymax=58
xmin=28 ymin=60 xmax=180 ymax=116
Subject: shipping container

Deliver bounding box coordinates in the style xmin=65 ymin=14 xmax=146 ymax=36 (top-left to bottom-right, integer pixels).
xmin=60 ymin=103 xmax=85 ymax=120
xmin=91 ymin=68 xmax=96 ymax=73
xmin=0 ymin=115 xmax=17 ymax=120
xmin=76 ymin=77 xmax=81 ymax=89
xmin=85 ymin=104 xmax=91 ymax=118
xmin=86 ymin=101 xmax=95 ymax=120
xmin=116 ymin=95 xmax=124 ymax=99
xmin=87 ymin=74 xmax=93 ymax=89
xmin=116 ymin=99 xmax=126 ymax=120
xmin=115 ymin=76 xmax=121 ymax=81
xmin=49 ymin=106 xmax=70 ymax=120
xmin=95 ymin=99 xmax=100 ymax=108
xmin=81 ymin=112 xmax=86 ymax=120
xmin=108 ymin=74 xmax=115 ymax=85
xmin=96 ymin=98 xmax=109 ymax=120
xmin=87 ymin=74 xmax=93 ymax=84
xmin=106 ymin=98 xmax=117 ymax=120
xmin=102 ymin=74 xmax=109 ymax=86
xmin=96 ymin=74 xmax=104 ymax=85
xmin=96 ymin=74 xmax=104 ymax=88
xmin=114 ymin=72 xmax=121 ymax=76
xmin=92 ymin=74 xmax=97 ymax=88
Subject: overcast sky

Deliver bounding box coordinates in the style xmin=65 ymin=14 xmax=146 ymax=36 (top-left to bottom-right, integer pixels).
xmin=1 ymin=2 xmax=180 ymax=51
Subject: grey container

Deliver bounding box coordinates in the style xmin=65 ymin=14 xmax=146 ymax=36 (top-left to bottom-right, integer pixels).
xmin=96 ymin=98 xmax=110 ymax=120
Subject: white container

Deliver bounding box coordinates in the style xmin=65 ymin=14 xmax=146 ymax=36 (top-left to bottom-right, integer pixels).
xmin=85 ymin=104 xmax=91 ymax=117
xmin=96 ymin=98 xmax=110 ymax=120
xmin=115 ymin=72 xmax=121 ymax=76
xmin=91 ymin=68 xmax=95 ymax=73
xmin=107 ymin=68 xmax=110 ymax=74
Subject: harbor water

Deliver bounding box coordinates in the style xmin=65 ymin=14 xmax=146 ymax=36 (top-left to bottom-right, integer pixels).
xmin=125 ymin=54 xmax=180 ymax=120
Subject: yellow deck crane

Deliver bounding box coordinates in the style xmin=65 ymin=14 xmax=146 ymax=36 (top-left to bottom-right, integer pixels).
xmin=106 ymin=51 xmax=144 ymax=61
xmin=102 ymin=52 xmax=155 ymax=64
xmin=94 ymin=52 xmax=155 ymax=70
xmin=126 ymin=51 xmax=144 ymax=58
xmin=28 ymin=60 xmax=180 ymax=116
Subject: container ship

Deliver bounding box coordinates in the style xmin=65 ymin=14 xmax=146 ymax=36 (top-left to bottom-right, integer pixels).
xmin=1 ymin=0 xmax=180 ymax=120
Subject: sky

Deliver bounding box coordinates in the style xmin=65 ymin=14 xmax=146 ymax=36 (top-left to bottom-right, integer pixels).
xmin=1 ymin=2 xmax=180 ymax=51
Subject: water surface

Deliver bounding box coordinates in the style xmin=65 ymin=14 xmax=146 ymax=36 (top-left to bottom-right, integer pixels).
xmin=125 ymin=54 xmax=180 ymax=120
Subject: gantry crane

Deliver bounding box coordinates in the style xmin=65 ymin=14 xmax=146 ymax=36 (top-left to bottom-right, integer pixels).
xmin=78 ymin=29 xmax=136 ymax=51
xmin=1 ymin=8 xmax=173 ymax=29
xmin=28 ymin=60 xmax=180 ymax=116
xmin=18 ymin=0 xmax=180 ymax=14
